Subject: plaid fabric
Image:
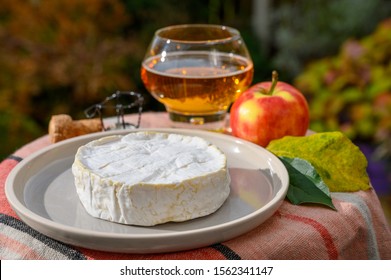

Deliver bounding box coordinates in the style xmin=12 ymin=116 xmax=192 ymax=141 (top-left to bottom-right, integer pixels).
xmin=1 ymin=113 xmax=391 ymax=260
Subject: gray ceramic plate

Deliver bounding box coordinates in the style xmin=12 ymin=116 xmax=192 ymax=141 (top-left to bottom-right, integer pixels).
xmin=5 ymin=128 xmax=289 ymax=254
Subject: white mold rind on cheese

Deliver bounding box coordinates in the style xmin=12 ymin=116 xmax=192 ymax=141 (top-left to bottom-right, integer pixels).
xmin=72 ymin=132 xmax=231 ymax=226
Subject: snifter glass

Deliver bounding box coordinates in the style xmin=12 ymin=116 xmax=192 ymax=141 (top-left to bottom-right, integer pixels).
xmin=141 ymin=24 xmax=253 ymax=130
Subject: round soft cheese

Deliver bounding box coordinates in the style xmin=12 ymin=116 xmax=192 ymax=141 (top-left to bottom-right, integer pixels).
xmin=72 ymin=131 xmax=231 ymax=226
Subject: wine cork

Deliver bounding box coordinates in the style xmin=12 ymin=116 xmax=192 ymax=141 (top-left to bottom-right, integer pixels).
xmin=49 ymin=114 xmax=103 ymax=143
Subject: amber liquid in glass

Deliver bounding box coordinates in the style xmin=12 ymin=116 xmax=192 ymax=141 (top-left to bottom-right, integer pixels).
xmin=141 ymin=51 xmax=253 ymax=120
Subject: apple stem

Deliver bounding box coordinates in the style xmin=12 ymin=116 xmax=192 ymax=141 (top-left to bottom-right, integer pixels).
xmin=268 ymin=70 xmax=279 ymax=95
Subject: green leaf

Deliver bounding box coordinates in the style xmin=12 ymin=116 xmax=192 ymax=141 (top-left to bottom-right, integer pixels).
xmin=267 ymin=132 xmax=370 ymax=192
xmin=279 ymin=156 xmax=337 ymax=210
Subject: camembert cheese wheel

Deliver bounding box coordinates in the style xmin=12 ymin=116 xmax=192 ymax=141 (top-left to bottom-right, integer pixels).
xmin=72 ymin=131 xmax=231 ymax=226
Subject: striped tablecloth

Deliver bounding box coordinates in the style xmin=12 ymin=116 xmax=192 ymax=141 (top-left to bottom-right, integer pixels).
xmin=1 ymin=112 xmax=390 ymax=259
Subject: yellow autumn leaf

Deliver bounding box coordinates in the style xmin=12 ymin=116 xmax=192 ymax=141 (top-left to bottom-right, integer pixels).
xmin=267 ymin=131 xmax=371 ymax=192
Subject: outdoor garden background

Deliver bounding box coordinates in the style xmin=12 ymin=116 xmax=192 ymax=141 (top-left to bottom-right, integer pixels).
xmin=1 ymin=0 xmax=390 ymax=220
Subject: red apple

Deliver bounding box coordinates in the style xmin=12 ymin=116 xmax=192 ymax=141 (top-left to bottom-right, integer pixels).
xmin=230 ymin=71 xmax=310 ymax=147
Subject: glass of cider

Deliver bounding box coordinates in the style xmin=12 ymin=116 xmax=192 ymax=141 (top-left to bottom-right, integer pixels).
xmin=141 ymin=24 xmax=253 ymax=131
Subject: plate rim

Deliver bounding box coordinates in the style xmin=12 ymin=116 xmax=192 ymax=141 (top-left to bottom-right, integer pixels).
xmin=5 ymin=128 xmax=289 ymax=250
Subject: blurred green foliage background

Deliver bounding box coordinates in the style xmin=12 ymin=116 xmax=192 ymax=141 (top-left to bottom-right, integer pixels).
xmin=1 ymin=0 xmax=391 ymax=160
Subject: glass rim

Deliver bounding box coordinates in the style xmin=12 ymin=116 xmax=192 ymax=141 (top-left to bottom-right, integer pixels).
xmin=154 ymin=24 xmax=241 ymax=44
